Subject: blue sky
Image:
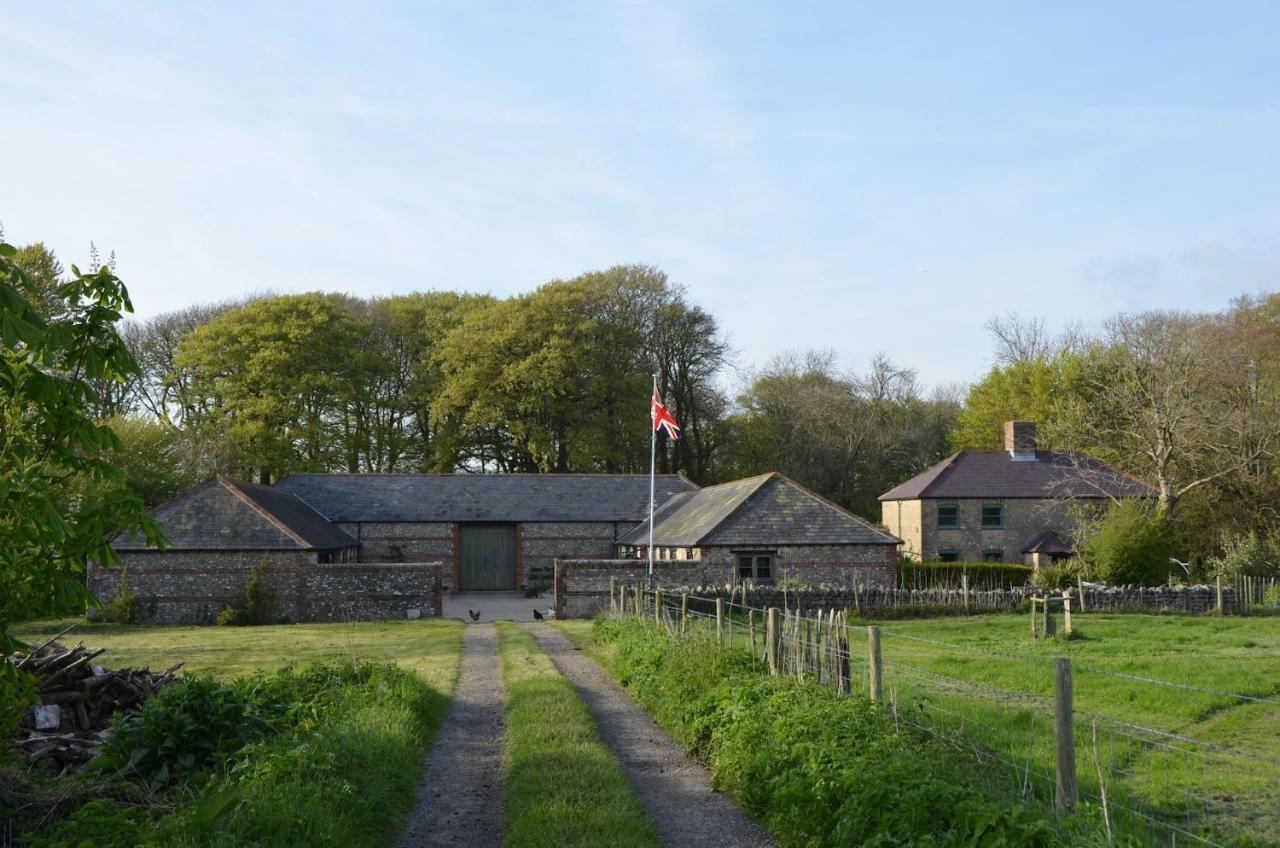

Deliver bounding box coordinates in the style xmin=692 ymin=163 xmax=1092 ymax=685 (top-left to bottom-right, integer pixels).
xmin=3 ymin=2 xmax=1278 ymax=389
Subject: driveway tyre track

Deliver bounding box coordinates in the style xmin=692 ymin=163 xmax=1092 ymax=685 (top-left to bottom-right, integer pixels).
xmin=399 ymin=623 xmax=505 ymax=848
xmin=523 ymin=623 xmax=776 ymax=848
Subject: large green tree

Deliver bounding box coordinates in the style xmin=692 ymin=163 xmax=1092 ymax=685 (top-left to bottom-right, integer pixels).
xmin=433 ymin=265 xmax=728 ymax=476
xmin=0 ymin=239 xmax=161 ymax=734
xmin=175 ymin=293 xmax=372 ymax=482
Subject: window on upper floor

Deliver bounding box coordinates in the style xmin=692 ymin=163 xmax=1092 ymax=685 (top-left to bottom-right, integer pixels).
xmin=937 ymin=504 xmax=959 ymax=528
xmin=981 ymin=504 xmax=1004 ymax=528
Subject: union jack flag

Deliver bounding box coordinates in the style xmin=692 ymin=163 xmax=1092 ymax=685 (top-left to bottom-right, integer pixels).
xmin=651 ymin=389 xmax=681 ymax=440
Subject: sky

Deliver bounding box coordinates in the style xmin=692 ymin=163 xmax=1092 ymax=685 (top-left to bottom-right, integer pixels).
xmin=3 ymin=2 xmax=1279 ymax=389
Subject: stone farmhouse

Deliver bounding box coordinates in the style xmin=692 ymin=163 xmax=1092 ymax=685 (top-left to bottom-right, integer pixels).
xmin=93 ymin=470 xmax=900 ymax=623
xmin=879 ymin=421 xmax=1155 ymax=568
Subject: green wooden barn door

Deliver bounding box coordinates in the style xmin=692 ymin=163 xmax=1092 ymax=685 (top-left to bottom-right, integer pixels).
xmin=458 ymin=524 xmax=517 ymax=591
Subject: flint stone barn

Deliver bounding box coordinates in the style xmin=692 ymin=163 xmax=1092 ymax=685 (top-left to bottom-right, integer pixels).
xmin=92 ymin=471 xmax=900 ymax=623
xmin=616 ymin=472 xmax=900 ymax=586
xmin=879 ymin=421 xmax=1156 ymax=568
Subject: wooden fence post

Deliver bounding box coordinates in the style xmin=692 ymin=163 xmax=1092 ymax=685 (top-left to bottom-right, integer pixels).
xmin=766 ymin=607 xmax=780 ymax=675
xmin=609 ymin=577 xmax=616 ymax=615
xmin=1216 ymin=574 xmax=1223 ymax=615
xmin=715 ymin=598 xmax=724 ymax=646
xmin=867 ymin=625 xmax=882 ymax=704
xmin=961 ymin=572 xmax=970 ymax=614
xmin=1054 ymin=658 xmax=1078 ymax=812
xmin=1077 ymin=575 xmax=1086 ymax=613
xmin=634 ymin=585 xmax=642 ymax=619
xmin=681 ymin=592 xmax=689 ymax=634
xmin=1030 ymin=598 xmax=1039 ymax=638
xmin=1043 ymin=596 xmax=1054 ymax=636
xmin=1063 ymin=589 xmax=1072 ymax=636
xmin=654 ymin=589 xmax=663 ymax=627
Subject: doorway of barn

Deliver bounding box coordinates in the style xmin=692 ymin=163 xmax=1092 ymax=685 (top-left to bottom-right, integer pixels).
xmin=458 ymin=524 xmax=517 ymax=591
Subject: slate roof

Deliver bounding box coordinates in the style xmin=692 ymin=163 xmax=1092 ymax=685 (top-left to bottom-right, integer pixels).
xmin=878 ymin=451 xmax=1155 ymax=501
xmin=1021 ymin=530 xmax=1074 ymax=555
xmin=617 ymin=473 xmax=899 ymax=547
xmin=114 ymin=477 xmax=357 ymax=551
xmin=274 ymin=473 xmax=697 ymax=523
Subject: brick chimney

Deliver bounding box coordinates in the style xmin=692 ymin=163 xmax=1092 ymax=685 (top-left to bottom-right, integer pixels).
xmin=1004 ymin=420 xmax=1037 ymax=461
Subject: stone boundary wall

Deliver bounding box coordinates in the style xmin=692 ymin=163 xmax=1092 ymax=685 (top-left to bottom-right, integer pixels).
xmin=88 ymin=552 xmax=444 ymax=624
xmin=554 ymin=559 xmax=710 ymax=619
xmin=554 ymin=554 xmax=895 ymax=619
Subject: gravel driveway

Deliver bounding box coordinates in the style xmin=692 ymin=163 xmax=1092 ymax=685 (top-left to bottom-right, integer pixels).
xmin=399 ymin=623 xmax=505 ymax=848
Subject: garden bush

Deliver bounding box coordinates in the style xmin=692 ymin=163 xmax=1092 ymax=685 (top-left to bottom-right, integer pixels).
xmin=1081 ymin=501 xmax=1173 ymax=586
xmin=103 ymin=568 xmax=137 ymax=624
xmin=1209 ymin=531 xmax=1279 ymax=579
xmin=25 ymin=660 xmax=445 ymax=848
xmin=1030 ymin=558 xmax=1093 ymax=589
xmin=215 ymin=560 xmax=276 ymax=626
xmin=594 ymin=617 xmax=1072 ymax=847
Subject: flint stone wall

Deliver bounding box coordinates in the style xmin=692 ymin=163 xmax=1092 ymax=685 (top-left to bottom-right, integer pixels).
xmin=88 ymin=551 xmax=444 ymax=624
xmin=554 ymin=544 xmax=895 ymax=619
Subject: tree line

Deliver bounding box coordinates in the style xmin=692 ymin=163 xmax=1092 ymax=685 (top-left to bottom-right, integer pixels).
xmin=7 ymin=238 xmax=1280 ymax=564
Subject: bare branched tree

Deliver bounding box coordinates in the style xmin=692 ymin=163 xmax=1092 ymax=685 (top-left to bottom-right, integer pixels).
xmin=1053 ymin=310 xmax=1277 ymax=513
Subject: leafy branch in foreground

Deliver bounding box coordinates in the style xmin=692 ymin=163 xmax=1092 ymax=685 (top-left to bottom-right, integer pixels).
xmin=0 ymin=238 xmax=164 ymax=735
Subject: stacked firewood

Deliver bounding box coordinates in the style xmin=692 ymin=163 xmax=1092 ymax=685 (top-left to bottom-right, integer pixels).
xmin=7 ymin=627 xmax=182 ymax=772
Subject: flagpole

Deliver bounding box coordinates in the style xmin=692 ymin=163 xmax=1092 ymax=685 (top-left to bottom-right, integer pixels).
xmin=648 ymin=373 xmax=657 ymax=588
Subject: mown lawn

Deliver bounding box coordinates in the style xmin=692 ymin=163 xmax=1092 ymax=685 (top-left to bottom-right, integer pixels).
xmin=13 ymin=617 xmax=464 ymax=690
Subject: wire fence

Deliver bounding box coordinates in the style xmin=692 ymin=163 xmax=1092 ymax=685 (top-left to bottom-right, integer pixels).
xmin=611 ymin=585 xmax=1279 ymax=847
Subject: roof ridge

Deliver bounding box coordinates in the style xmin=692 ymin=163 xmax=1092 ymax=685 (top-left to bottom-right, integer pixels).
xmin=218 ymin=476 xmax=310 ymax=549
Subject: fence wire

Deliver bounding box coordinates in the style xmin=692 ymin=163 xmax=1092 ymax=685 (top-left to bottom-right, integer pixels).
xmin=611 ymin=586 xmax=1280 ymax=847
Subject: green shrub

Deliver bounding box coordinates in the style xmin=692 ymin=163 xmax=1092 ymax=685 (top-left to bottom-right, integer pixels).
xmin=594 ymin=617 xmax=1065 ymax=847
xmin=1031 ymin=558 xmax=1093 ymax=589
xmin=1082 ymin=501 xmax=1173 ymax=586
xmin=216 ymin=559 xmax=276 ymax=626
xmin=1209 ymin=532 xmax=1279 ymax=580
xmin=103 ymin=568 xmax=137 ymax=624
xmin=39 ymin=660 xmax=446 ymax=847
xmin=97 ymin=676 xmax=269 ymax=788
xmin=162 ymin=662 xmax=442 ymax=846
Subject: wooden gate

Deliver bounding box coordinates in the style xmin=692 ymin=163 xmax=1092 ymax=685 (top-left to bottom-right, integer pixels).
xmin=458 ymin=524 xmax=517 ymax=591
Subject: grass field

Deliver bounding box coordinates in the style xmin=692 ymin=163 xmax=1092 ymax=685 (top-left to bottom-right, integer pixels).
xmin=568 ymin=610 xmax=1280 ymax=846
xmin=13 ymin=617 xmax=465 ymax=690
xmin=496 ymin=623 xmax=660 ymax=848
xmin=871 ymin=613 xmax=1280 ymax=844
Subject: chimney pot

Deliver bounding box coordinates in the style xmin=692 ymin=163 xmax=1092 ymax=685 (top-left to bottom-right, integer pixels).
xmin=1004 ymin=421 xmax=1037 ymax=460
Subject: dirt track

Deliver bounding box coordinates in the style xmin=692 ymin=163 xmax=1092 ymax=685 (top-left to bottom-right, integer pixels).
xmin=524 ymin=623 xmax=776 ymax=848
xmin=399 ymin=623 xmax=505 ymax=848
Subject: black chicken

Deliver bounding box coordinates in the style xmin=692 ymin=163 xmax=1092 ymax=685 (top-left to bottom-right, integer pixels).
xmin=532 ymin=609 xmax=544 ymax=620
xmin=468 ymin=609 xmax=481 ymax=621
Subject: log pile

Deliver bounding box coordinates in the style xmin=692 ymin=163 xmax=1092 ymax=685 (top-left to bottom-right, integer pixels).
xmin=7 ymin=627 xmax=182 ymax=773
